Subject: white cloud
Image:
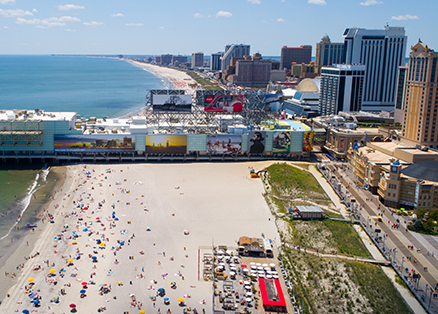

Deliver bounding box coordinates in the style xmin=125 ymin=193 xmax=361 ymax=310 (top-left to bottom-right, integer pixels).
xmin=277 ymin=18 xmax=285 ymax=22
xmin=248 ymin=0 xmax=261 ymax=4
xmin=391 ymin=14 xmax=419 ymax=20
xmin=15 ymin=16 xmax=80 ymax=28
xmin=308 ymin=0 xmax=326 ymax=4
xmin=111 ymin=13 xmax=124 ymax=17
xmin=0 ymin=0 xmax=15 ymax=4
xmin=83 ymin=21 xmax=104 ymax=26
xmin=158 ymin=26 xmax=164 ymax=29
xmin=125 ymin=23 xmax=143 ymax=26
xmin=32 ymin=8 xmax=38 ymax=13
xmin=0 ymin=9 xmax=33 ymax=18
xmin=216 ymin=11 xmax=232 ymax=17
xmin=58 ymin=4 xmax=85 ymax=11
xmin=360 ymin=0 xmax=383 ymax=5
xmin=3 ymin=26 xmax=9 ymax=28
xmin=193 ymin=13 xmax=203 ymax=18
xmin=15 ymin=18 xmax=40 ymax=25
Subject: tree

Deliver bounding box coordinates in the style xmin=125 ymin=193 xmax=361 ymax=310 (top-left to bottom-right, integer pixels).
xmin=424 ymin=219 xmax=435 ymax=233
xmin=413 ymin=219 xmax=424 ymax=231
xmin=417 ymin=208 xmax=427 ymax=220
xmin=429 ymin=210 xmax=438 ymax=221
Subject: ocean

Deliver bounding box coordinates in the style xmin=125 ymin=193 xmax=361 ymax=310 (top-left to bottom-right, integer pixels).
xmin=0 ymin=55 xmax=169 ymax=118
xmin=0 ymin=55 xmax=169 ymax=261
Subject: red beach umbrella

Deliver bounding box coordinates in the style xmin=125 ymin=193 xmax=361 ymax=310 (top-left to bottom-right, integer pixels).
xmin=69 ymin=303 xmax=76 ymax=308
xmin=81 ymin=282 xmax=87 ymax=286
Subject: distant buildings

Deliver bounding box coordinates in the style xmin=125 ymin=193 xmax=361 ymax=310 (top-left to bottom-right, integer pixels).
xmin=171 ymin=55 xmax=188 ymax=65
xmin=342 ymin=26 xmax=407 ymax=111
xmin=191 ymin=52 xmax=204 ymax=68
xmin=280 ymin=45 xmax=312 ymax=71
xmin=315 ymin=34 xmax=344 ymax=67
xmin=221 ymin=44 xmax=250 ymax=72
xmin=291 ymin=63 xmax=319 ymax=79
xmin=229 ymin=53 xmax=271 ymax=87
xmin=160 ymin=54 xmax=173 ymax=66
xmin=401 ymin=40 xmax=438 ymax=148
xmin=210 ymin=52 xmax=223 ymax=71
xmin=319 ymin=64 xmax=366 ymax=116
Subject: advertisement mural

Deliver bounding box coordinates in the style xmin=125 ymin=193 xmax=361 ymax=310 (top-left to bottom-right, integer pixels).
xmin=145 ymin=135 xmax=187 ymax=154
xmin=206 ymin=134 xmax=242 ymax=155
xmin=152 ymin=94 xmax=192 ymax=112
xmin=204 ymin=94 xmax=243 ymax=113
xmin=248 ymin=131 xmax=266 ymax=154
xmin=54 ymin=134 xmax=135 ymax=152
xmin=303 ymin=131 xmax=314 ymax=152
xmin=272 ymin=131 xmax=291 ymax=154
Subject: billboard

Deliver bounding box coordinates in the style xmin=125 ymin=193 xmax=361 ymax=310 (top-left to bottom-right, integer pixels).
xmin=303 ymin=131 xmax=314 ymax=152
xmin=54 ymin=134 xmax=135 ymax=152
xmin=145 ymin=135 xmax=187 ymax=154
xmin=206 ymin=134 xmax=242 ymax=155
xmin=152 ymin=94 xmax=192 ymax=112
xmin=248 ymin=131 xmax=266 ymax=154
xmin=204 ymin=94 xmax=243 ymax=113
xmin=272 ymin=131 xmax=291 ymax=154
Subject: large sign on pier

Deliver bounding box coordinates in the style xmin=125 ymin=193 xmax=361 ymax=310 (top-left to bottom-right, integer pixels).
xmin=54 ymin=134 xmax=135 ymax=152
xmin=152 ymin=95 xmax=192 ymax=112
xmin=145 ymin=135 xmax=187 ymax=154
xmin=203 ymin=94 xmax=243 ymax=113
xmin=206 ymin=134 xmax=242 ymax=155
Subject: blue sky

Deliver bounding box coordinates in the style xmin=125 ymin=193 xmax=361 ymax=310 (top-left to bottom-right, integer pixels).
xmin=0 ymin=0 xmax=434 ymax=56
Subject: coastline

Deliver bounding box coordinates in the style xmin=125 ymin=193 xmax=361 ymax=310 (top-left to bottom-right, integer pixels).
xmin=126 ymin=60 xmax=197 ymax=93
xmin=0 ymin=162 xmax=279 ymax=313
xmin=0 ymin=166 xmax=69 ymax=301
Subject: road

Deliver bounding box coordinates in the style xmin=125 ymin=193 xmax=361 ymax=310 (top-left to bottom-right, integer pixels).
xmin=326 ymin=163 xmax=438 ymax=313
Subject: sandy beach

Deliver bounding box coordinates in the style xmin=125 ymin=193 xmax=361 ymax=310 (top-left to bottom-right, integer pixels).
xmin=0 ymin=162 xmax=278 ymax=313
xmin=128 ymin=61 xmax=198 ymax=93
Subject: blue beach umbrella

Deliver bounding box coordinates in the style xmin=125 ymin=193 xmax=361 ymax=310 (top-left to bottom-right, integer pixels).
xmin=164 ymin=297 xmax=169 ymax=301
xmin=83 ymin=228 xmax=88 ymax=232
xmin=92 ymin=256 xmax=97 ymax=260
xmin=80 ymin=289 xmax=86 ymax=294
xmin=157 ymin=288 xmax=165 ymax=293
xmin=22 ymin=310 xmax=30 ymax=314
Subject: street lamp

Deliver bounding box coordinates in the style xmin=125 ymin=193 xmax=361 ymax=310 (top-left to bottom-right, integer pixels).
xmin=426 ymin=284 xmax=429 ymax=303
xmin=402 ymin=256 xmax=404 ymax=269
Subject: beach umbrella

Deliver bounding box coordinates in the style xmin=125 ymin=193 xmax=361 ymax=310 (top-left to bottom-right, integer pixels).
xmin=183 ymin=308 xmax=190 ymax=313
xmin=178 ymin=298 xmax=185 ymax=303
xmin=49 ymin=269 xmax=56 ymax=274
xmin=92 ymin=256 xmax=97 ymax=260
xmin=33 ymin=300 xmax=40 ymax=305
xmin=81 ymin=282 xmax=88 ymax=286
xmin=69 ymin=303 xmax=76 ymax=308
xmin=83 ymin=228 xmax=88 ymax=232
xmin=170 ymin=282 xmax=176 ymax=286
xmin=100 ymin=242 xmax=106 ymax=247
xmin=22 ymin=310 xmax=29 ymax=314
xmin=164 ymin=297 xmax=169 ymax=301
xmin=157 ymin=288 xmax=165 ymax=293
xmin=28 ymin=278 xmax=34 ymax=282
xmin=67 ymin=259 xmax=73 ymax=263
xmin=139 ymin=311 xmax=145 ymax=314
xmin=80 ymin=289 xmax=86 ymax=294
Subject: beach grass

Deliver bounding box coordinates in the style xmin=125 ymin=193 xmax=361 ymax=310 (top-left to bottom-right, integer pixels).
xmin=186 ymin=71 xmax=223 ymax=90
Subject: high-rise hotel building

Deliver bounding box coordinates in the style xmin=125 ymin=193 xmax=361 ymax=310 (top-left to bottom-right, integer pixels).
xmin=315 ymin=34 xmax=344 ymax=67
xmin=221 ymin=44 xmax=250 ymax=72
xmin=342 ymin=27 xmax=407 ymax=111
xmin=401 ymin=40 xmax=438 ymax=148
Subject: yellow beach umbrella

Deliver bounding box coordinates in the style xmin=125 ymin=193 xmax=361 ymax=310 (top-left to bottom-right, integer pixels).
xmin=28 ymin=278 xmax=34 ymax=282
xmin=67 ymin=259 xmax=73 ymax=263
xmin=100 ymin=242 xmax=106 ymax=247
xmin=49 ymin=269 xmax=56 ymax=274
xmin=178 ymin=298 xmax=185 ymax=303
xmin=139 ymin=311 xmax=145 ymax=314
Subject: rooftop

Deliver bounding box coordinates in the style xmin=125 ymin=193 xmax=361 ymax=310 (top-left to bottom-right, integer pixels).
xmin=0 ymin=110 xmax=77 ymax=122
